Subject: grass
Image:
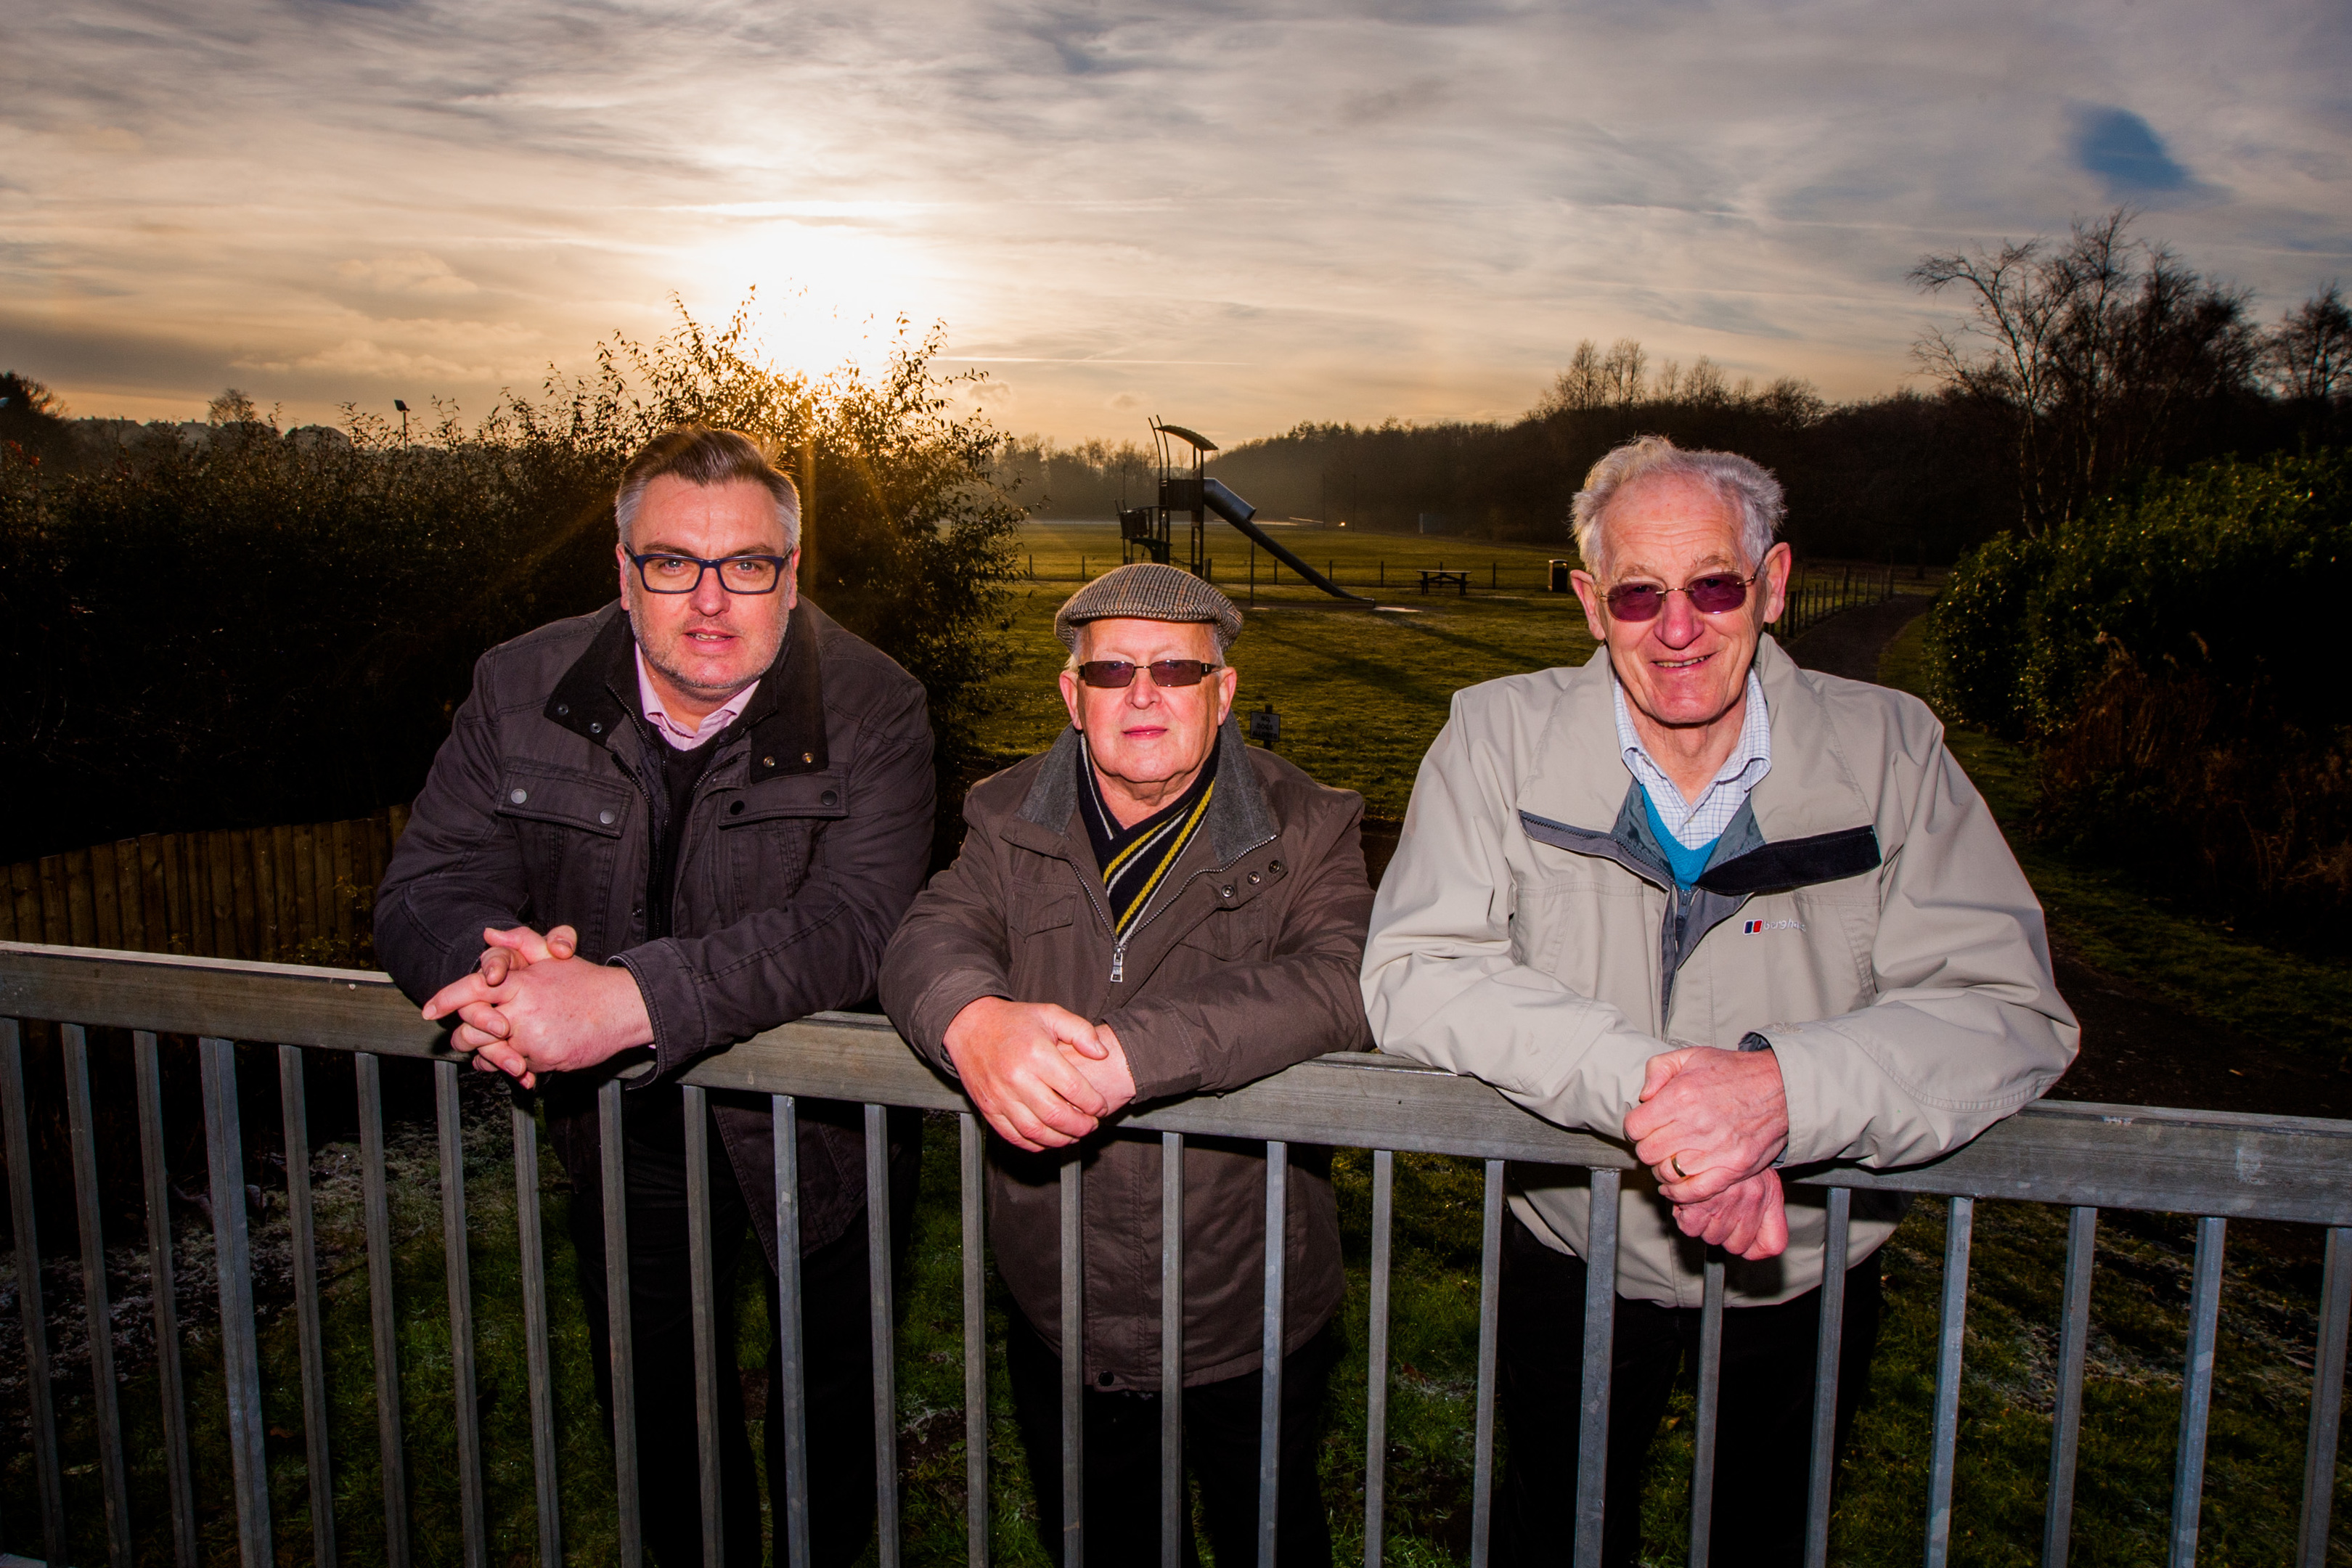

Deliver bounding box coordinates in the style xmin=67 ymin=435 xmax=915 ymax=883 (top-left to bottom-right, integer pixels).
xmin=7 ymin=554 xmax=2348 ymax=1564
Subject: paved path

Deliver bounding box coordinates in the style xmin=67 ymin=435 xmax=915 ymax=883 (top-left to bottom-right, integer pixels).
xmin=1784 ymin=591 xmax=1932 ymax=682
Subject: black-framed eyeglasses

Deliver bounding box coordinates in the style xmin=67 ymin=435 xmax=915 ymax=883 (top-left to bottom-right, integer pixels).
xmin=629 ymin=552 xmax=793 ymax=595
xmin=1602 ymin=571 xmax=1760 ymax=621
xmin=1076 ymin=659 xmax=1223 ymax=689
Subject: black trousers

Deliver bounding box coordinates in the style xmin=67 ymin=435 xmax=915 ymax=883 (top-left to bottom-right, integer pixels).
xmin=1494 ymin=1213 xmax=1882 ymax=1568
xmin=565 ymin=1090 xmax=919 ymax=1568
xmin=1005 ymin=1307 xmax=1338 ymax=1568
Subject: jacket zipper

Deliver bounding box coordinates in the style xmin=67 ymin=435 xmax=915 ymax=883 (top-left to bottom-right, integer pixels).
xmin=1097 ymin=827 xmax=1277 ymax=983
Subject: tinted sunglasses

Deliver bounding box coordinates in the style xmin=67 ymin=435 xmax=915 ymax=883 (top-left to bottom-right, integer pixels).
xmin=1603 ymin=572 xmax=1759 ymax=621
xmin=1076 ymin=659 xmax=1222 ymax=689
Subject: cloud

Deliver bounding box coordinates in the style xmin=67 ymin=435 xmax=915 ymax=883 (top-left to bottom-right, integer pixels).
xmin=333 ymin=253 xmax=481 ymax=296
xmin=2071 ymin=105 xmax=2196 ymax=196
xmin=0 ymin=0 xmax=2347 ymax=440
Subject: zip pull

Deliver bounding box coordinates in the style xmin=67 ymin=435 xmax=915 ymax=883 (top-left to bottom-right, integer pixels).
xmin=1110 ymin=944 xmax=1124 ymax=984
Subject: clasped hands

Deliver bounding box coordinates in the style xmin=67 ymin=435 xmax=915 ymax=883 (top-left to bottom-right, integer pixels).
xmin=420 ymin=925 xmax=654 ymax=1090
xmin=1622 ymin=1045 xmax=1792 ymax=1261
xmin=944 ymin=997 xmax=1138 ymax=1153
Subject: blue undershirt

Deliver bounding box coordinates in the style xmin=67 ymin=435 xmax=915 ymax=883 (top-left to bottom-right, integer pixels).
xmin=1641 ymin=785 xmax=1720 ymax=889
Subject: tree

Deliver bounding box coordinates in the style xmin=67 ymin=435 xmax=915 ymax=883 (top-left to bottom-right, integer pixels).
xmin=1909 ymin=210 xmax=2258 ymax=534
xmin=0 ymin=371 xmax=69 ymax=463
xmin=2266 ymin=282 xmax=2352 ymax=405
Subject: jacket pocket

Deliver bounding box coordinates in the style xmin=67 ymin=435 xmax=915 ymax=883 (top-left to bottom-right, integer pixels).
xmin=717 ymin=772 xmax=851 ymax=916
xmin=496 ymin=768 xmax=634 ymax=948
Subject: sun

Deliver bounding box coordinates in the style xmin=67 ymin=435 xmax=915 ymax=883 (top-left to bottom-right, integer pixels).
xmin=672 ymin=206 xmax=947 ymax=377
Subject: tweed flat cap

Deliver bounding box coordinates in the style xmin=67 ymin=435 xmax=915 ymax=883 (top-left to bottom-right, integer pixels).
xmin=1054 ymin=563 xmax=1244 ymax=652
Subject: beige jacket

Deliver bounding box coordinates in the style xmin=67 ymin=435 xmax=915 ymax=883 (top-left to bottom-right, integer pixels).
xmin=1362 ymin=638 xmax=2078 ymax=1307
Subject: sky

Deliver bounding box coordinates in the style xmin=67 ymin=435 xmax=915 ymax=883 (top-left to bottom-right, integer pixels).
xmin=3 ymin=0 xmax=2348 ymax=449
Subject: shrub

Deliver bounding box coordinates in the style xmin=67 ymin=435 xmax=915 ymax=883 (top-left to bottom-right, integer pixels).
xmin=1925 ymin=449 xmax=2352 ymax=925
xmin=0 ymin=300 xmax=1024 ymax=866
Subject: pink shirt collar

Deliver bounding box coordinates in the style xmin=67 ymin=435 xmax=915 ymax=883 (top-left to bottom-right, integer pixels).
xmin=635 ymin=647 xmax=759 ymax=751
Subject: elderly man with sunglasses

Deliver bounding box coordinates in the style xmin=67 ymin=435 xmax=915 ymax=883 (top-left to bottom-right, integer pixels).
xmin=882 ymin=563 xmax=1373 ymax=1567
xmin=376 ymin=425 xmax=934 ymax=1567
xmin=1363 ymin=436 xmax=2075 ymax=1567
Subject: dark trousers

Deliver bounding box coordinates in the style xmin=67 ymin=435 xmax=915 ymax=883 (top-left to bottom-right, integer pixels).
xmin=565 ymin=1092 xmax=918 ymax=1568
xmin=1005 ymin=1307 xmax=1338 ymax=1568
xmin=1495 ymin=1214 xmax=1882 ymax=1568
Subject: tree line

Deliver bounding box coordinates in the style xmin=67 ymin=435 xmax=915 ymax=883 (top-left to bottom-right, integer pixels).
xmin=1000 ymin=211 xmax=2347 ymax=569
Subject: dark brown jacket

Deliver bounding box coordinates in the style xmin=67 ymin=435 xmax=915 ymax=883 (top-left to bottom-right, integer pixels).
xmin=881 ymin=722 xmax=1373 ymax=1388
xmin=376 ymin=599 xmax=934 ymax=1261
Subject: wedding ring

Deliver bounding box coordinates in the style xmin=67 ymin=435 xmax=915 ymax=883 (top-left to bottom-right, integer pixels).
xmin=1670 ymin=1153 xmax=1690 ymax=1180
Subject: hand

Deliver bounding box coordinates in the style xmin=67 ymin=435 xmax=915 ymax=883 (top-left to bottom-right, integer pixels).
xmin=474 ymin=923 xmax=577 ymax=987
xmin=428 ymin=926 xmax=583 ymax=1083
xmin=944 ymin=997 xmax=1116 ymax=1152
xmin=1623 ymin=1045 xmax=1790 ymax=1204
xmin=1062 ymin=1024 xmax=1138 ymax=1118
xmin=422 ymin=948 xmax=650 ymax=1089
xmin=1669 ymin=1169 xmax=1790 ymax=1260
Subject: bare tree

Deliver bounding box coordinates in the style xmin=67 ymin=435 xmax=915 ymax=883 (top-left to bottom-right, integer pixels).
xmin=2266 ymin=282 xmax=2352 ymax=404
xmin=1911 ymin=210 xmax=2260 ymax=534
xmin=1538 ymin=339 xmax=1609 ymax=416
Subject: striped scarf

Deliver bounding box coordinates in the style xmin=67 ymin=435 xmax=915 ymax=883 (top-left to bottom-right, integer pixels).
xmin=1077 ymin=740 xmax=1219 ymax=938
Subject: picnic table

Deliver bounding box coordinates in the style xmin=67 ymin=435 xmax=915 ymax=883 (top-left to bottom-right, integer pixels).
xmin=1418 ymin=568 xmax=1469 ymax=596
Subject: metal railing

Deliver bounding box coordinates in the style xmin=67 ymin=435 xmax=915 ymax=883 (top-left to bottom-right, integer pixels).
xmin=2 ymin=939 xmax=2348 ymax=1568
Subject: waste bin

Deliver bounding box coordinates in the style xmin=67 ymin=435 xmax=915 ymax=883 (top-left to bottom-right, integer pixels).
xmin=1548 ymin=559 xmax=1572 ymax=593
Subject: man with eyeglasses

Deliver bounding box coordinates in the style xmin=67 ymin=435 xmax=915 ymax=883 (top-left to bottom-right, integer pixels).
xmin=1363 ymin=436 xmax=2075 ymax=1566
xmin=881 ymin=563 xmax=1373 ymax=1567
xmin=377 ymin=425 xmax=934 ymax=1567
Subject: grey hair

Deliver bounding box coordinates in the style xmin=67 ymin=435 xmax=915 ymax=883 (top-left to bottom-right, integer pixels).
xmin=1570 ymin=436 xmax=1784 ymax=576
xmin=614 ymin=425 xmax=801 ymax=551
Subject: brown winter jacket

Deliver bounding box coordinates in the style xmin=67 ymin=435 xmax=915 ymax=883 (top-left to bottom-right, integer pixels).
xmin=881 ymin=722 xmax=1374 ymax=1389
xmin=376 ymin=598 xmax=935 ymax=1263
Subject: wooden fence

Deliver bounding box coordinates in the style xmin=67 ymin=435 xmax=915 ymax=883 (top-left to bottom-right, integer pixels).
xmin=0 ymin=807 xmax=409 ymax=965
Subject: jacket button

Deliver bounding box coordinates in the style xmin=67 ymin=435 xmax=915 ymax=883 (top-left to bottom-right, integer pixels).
xmin=821 ymin=789 xmax=839 ymax=807
xmin=1221 ymin=884 xmax=1235 ymax=898
xmin=632 ymin=905 xmax=644 ymax=919
xmin=555 ymin=703 xmax=569 ymax=716
xmin=1269 ymin=860 xmax=1284 ymax=875
xmin=763 ymin=756 xmax=776 ymax=768
xmin=598 ymin=809 xmax=616 ymax=825
xmin=509 ymin=788 xmax=528 ymax=804
xmin=802 ymin=751 xmax=814 ymax=764
xmin=730 ymin=800 xmax=746 ymax=816
xmin=1248 ymin=872 xmax=1261 ymax=885
xmin=589 ymin=722 xmax=604 ymax=735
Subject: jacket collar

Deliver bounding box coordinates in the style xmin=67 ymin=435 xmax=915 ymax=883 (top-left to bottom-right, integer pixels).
xmin=1523 ymin=636 xmax=1871 ymax=844
xmin=1015 ymin=718 xmax=1275 ymax=868
xmin=542 ymin=598 xmax=830 ymax=780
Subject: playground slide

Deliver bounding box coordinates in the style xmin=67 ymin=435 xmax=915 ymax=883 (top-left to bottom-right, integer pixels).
xmin=1201 ymin=477 xmax=1373 ymax=603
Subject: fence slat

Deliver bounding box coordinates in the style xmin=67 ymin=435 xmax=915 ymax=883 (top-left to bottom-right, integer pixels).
xmin=512 ymin=1096 xmax=563 ymax=1568
xmin=2168 ymin=1215 xmax=2228 ymax=1568
xmin=1802 ymin=1185 xmax=1854 ymax=1568
xmin=1160 ymin=1131 xmax=1184 ymax=1568
xmin=1470 ymin=1157 xmax=1504 ymax=1568
xmin=201 ymin=1036 xmax=273 ymax=1567
xmin=438 ymin=1060 xmax=489 ymax=1568
xmin=1925 ymin=1195 xmax=1975 ymax=1568
xmin=2043 ymin=1206 xmax=2099 ymax=1568
xmin=293 ymin=823 xmax=319 ymax=949
xmin=1257 ymin=1140 xmax=1290 ymax=1568
xmin=963 ymin=1114 xmax=990 ymax=1568
xmin=40 ymin=854 xmax=70 ymax=944
xmin=774 ymin=1094 xmax=812 ymax=1568
xmin=1573 ymin=1167 xmax=1621 ymax=1568
xmin=280 ymin=1043 xmax=338 ymax=1568
xmin=136 ymin=1029 xmax=200 ymax=1568
xmin=1365 ymin=1148 xmax=1395 ymax=1568
xmin=599 ymin=1077 xmax=643 ymax=1568
xmin=2299 ymin=1225 xmax=2352 ymax=1568
xmin=1691 ymin=1255 xmax=1726 ymax=1568
xmin=65 ymin=848 xmax=95 ymax=947
xmin=1060 ymin=1153 xmax=1085 ymax=1568
xmin=89 ymin=841 xmax=122 ymax=952
xmin=113 ymin=839 xmax=145 ymax=952
xmin=867 ymin=1103 xmax=903 ymax=1568
xmin=2 ymin=1017 xmax=65 ymax=1567
xmin=358 ymin=1050 xmax=413 ymax=1568
xmin=684 ymin=1085 xmax=724 ymax=1567
xmin=63 ymin=1024 xmax=133 ymax=1567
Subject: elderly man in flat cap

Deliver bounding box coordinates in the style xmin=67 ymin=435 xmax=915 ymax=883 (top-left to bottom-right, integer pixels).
xmin=882 ymin=563 xmax=1373 ymax=1566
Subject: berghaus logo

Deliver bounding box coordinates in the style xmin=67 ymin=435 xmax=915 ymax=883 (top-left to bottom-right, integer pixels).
xmin=1744 ymin=918 xmax=1805 ymax=934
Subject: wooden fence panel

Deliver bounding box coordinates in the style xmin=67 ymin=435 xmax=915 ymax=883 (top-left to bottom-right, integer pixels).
xmin=1 ymin=809 xmax=412 ymax=967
